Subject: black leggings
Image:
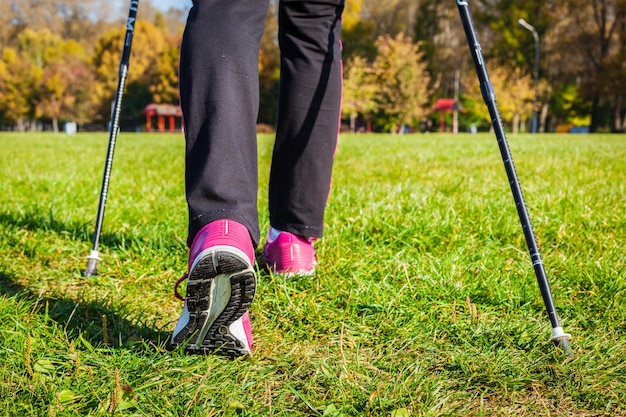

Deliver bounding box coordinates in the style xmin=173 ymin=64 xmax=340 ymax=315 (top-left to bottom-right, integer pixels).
xmin=180 ymin=0 xmax=344 ymax=247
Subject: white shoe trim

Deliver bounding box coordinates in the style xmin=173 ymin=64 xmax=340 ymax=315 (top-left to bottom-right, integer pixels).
xmin=172 ymin=301 xmax=190 ymax=340
xmin=229 ymin=316 xmax=251 ymax=354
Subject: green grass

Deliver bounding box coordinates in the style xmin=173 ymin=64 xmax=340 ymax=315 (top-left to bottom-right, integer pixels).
xmin=0 ymin=131 xmax=624 ymax=416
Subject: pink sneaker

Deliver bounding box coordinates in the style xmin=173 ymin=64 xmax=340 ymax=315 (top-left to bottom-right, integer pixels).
xmin=262 ymin=229 xmax=317 ymax=275
xmin=170 ymin=219 xmax=255 ymax=357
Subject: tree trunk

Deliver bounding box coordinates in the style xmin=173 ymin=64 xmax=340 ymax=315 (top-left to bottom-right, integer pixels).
xmin=614 ymin=95 xmax=625 ymax=132
xmin=590 ymin=95 xmax=601 ymax=133
xmin=539 ymin=85 xmax=552 ymax=133
xmin=512 ymin=112 xmax=520 ymax=134
xmin=540 ymin=102 xmax=550 ymax=133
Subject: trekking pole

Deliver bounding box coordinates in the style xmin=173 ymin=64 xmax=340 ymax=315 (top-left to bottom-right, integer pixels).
xmin=84 ymin=0 xmax=139 ymax=277
xmin=455 ymin=0 xmax=572 ymax=356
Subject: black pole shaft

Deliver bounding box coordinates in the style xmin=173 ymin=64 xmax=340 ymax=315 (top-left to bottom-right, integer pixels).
xmin=85 ymin=0 xmax=139 ymax=277
xmin=455 ymin=0 xmax=571 ymax=355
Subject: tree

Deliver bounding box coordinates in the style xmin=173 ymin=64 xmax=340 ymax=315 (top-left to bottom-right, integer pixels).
xmin=163 ymin=8 xmax=188 ymax=37
xmin=0 ymin=28 xmax=97 ymax=131
xmin=584 ymin=0 xmax=626 ymax=132
xmin=362 ymin=0 xmax=419 ymax=38
xmin=605 ymin=4 xmax=626 ymax=131
xmin=546 ymin=0 xmax=626 ymax=131
xmin=0 ymin=28 xmax=69 ymax=131
xmin=342 ymin=56 xmax=378 ymax=133
xmin=35 ymin=39 xmax=95 ymax=131
xmin=416 ymin=2 xmax=468 ymax=107
xmin=0 ymin=0 xmax=18 ymax=50
xmin=372 ymin=34 xmax=431 ymax=133
xmin=56 ymin=0 xmax=117 ymax=49
xmin=474 ymin=0 xmax=552 ymax=67
xmin=464 ymin=65 xmax=534 ymax=133
xmin=0 ymin=47 xmax=41 ymax=130
xmin=91 ymin=20 xmax=168 ymax=126
xmin=150 ymin=39 xmax=181 ymax=105
xmin=341 ymin=0 xmax=377 ymax=60
xmin=5 ymin=0 xmax=119 ymax=49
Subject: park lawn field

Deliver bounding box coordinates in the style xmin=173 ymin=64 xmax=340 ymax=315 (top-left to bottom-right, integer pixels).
xmin=0 ymin=131 xmax=624 ymax=416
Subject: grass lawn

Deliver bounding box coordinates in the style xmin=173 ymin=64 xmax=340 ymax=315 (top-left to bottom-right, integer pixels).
xmin=0 ymin=131 xmax=624 ymax=416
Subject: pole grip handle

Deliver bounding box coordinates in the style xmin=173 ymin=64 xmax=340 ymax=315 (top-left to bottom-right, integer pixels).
xmin=121 ymin=0 xmax=139 ymax=67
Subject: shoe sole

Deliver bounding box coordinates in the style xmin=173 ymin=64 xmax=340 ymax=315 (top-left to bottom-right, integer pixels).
xmin=171 ymin=246 xmax=255 ymax=357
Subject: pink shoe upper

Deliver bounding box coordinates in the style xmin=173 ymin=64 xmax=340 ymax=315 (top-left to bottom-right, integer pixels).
xmin=188 ymin=219 xmax=255 ymax=270
xmin=263 ymin=231 xmax=316 ymax=274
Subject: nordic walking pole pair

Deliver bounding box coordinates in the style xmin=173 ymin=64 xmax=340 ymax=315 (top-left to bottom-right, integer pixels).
xmin=84 ymin=0 xmax=139 ymax=277
xmin=455 ymin=0 xmax=572 ymax=355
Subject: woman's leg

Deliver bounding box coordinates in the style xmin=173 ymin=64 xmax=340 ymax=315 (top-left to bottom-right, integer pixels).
xmin=268 ymin=0 xmax=345 ymax=239
xmin=180 ymin=0 xmax=270 ymax=247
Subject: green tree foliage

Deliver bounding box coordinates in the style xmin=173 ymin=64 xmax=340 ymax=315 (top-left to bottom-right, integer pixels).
xmin=474 ymin=0 xmax=551 ymax=67
xmin=551 ymin=84 xmax=592 ymax=128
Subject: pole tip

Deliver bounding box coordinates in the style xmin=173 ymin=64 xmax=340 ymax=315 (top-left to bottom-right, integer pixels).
xmin=84 ymin=251 xmax=101 ymax=277
xmin=555 ymin=337 xmax=573 ymax=358
xmin=550 ymin=327 xmax=573 ymax=358
xmin=84 ymin=258 xmax=98 ymax=277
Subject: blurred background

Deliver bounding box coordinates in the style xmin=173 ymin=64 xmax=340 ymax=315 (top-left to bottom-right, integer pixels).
xmin=1 ymin=0 xmax=624 ymax=134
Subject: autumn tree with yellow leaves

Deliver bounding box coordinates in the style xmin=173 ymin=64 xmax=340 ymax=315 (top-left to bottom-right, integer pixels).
xmin=342 ymin=56 xmax=378 ymax=133
xmin=372 ymin=34 xmax=431 ymax=134
xmin=465 ymin=65 xmax=534 ymax=134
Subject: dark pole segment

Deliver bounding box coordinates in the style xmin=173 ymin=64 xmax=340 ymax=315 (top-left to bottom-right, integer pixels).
xmin=84 ymin=0 xmax=139 ymax=277
xmin=455 ymin=0 xmax=571 ymax=355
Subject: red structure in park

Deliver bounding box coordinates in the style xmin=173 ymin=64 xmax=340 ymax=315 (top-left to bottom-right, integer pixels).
xmin=433 ymin=98 xmax=463 ymax=132
xmin=144 ymin=104 xmax=182 ymax=132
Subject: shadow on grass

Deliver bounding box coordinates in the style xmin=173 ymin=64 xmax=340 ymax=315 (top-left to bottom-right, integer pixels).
xmin=0 ymin=208 xmax=142 ymax=251
xmin=0 ymin=270 xmax=170 ymax=351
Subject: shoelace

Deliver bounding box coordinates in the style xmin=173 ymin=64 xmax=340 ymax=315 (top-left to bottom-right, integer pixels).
xmin=173 ymin=273 xmax=188 ymax=302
